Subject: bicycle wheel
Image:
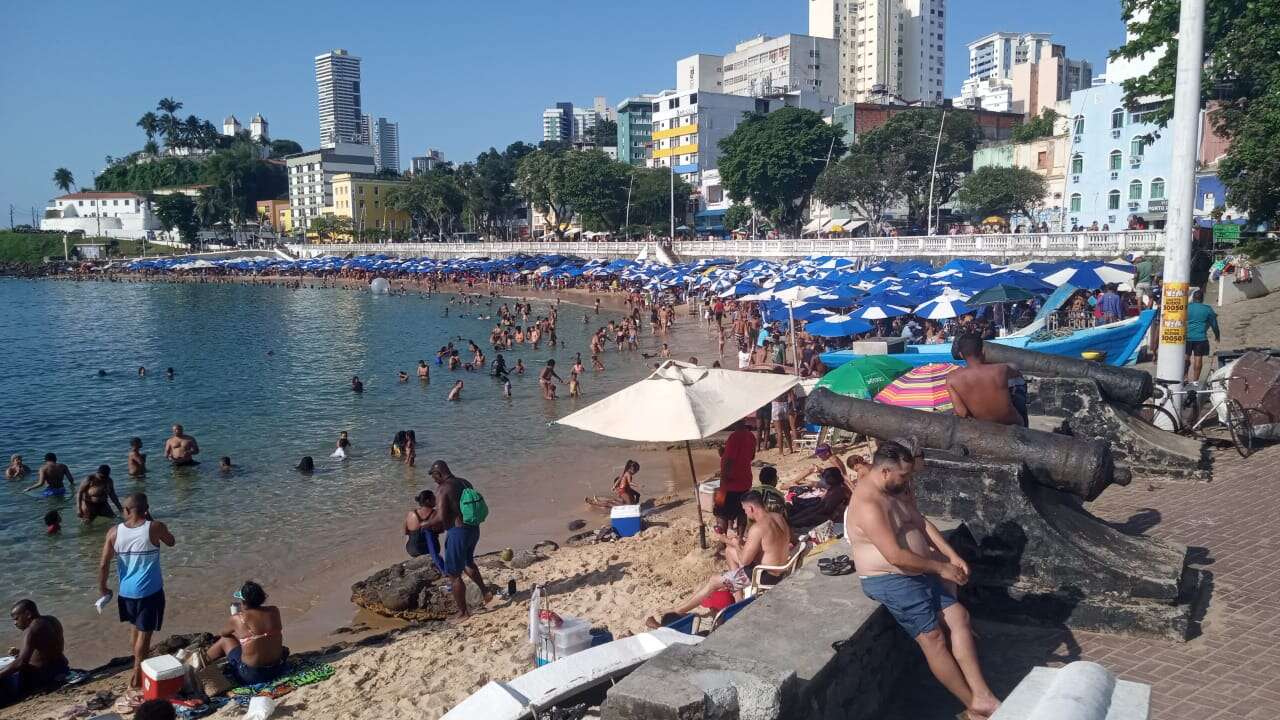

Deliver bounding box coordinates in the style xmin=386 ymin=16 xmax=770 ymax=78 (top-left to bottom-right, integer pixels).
xmin=1136 ymin=403 xmax=1181 ymax=433
xmin=1225 ymin=399 xmax=1254 ymax=458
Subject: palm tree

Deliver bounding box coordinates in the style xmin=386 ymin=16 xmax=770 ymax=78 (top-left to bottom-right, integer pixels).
xmin=143 ymin=139 xmax=160 ymax=156
xmin=156 ymin=98 xmax=183 ymax=116
xmin=159 ymin=114 xmax=183 ymax=150
xmin=53 ymin=168 xmax=76 ymax=193
xmin=137 ymin=112 xmax=159 ymax=141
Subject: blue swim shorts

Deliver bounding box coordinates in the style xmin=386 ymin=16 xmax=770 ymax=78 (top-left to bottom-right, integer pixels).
xmin=859 ymin=573 xmax=956 ymax=638
xmin=443 ymin=525 xmax=480 ymax=577
xmin=41 ymin=487 xmax=67 ymax=497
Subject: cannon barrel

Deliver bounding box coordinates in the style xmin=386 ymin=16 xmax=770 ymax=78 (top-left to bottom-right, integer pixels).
xmin=970 ymin=343 xmax=1153 ymax=407
xmin=806 ymin=388 xmax=1126 ymax=501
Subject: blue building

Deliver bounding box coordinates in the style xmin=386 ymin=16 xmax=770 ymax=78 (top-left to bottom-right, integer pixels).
xmin=1065 ymin=82 xmax=1174 ymax=230
xmin=617 ymin=95 xmax=658 ymax=167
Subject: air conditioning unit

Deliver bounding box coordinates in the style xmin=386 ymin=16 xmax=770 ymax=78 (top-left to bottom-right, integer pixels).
xmin=1072 ymin=175 xmax=1080 ymax=183
xmin=1128 ymin=201 xmax=1140 ymax=210
xmin=1130 ymin=158 xmax=1142 ymax=167
xmin=1111 ymin=130 xmax=1122 ymax=139
xmin=1109 ymin=171 xmax=1119 ymax=180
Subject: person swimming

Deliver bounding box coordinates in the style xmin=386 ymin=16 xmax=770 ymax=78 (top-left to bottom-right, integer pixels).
xmin=398 ymin=370 xmax=409 ymax=383
xmin=219 ymin=457 xmax=235 ymax=475
xmin=391 ymin=430 xmax=407 ymax=458
xmin=6 ymin=454 xmax=29 ymax=480
xmin=296 ymin=456 xmax=315 ymax=474
xmin=351 ymin=375 xmax=365 ymax=393
xmin=137 ymin=367 xmax=146 ymax=377
xmin=128 ymin=438 xmax=146 ymax=478
xmin=417 ymin=361 xmax=429 ymax=381
xmin=165 ymin=367 xmax=175 ymax=380
xmin=44 ymin=510 xmax=61 ymax=535
xmin=447 ymin=381 xmax=463 ymax=401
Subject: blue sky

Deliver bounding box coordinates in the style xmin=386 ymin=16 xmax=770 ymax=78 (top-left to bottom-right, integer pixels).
xmin=0 ymin=0 xmax=1127 ymax=223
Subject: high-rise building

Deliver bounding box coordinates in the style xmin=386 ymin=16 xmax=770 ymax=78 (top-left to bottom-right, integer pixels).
xmin=542 ymin=99 xmax=614 ymax=146
xmin=542 ymin=102 xmax=574 ymax=143
xmin=285 ymin=142 xmax=375 ymax=233
xmin=808 ymin=0 xmax=946 ymax=105
xmin=410 ymin=149 xmax=447 ymax=174
xmin=617 ymin=95 xmax=659 ymax=166
xmin=956 ymin=33 xmax=1093 ymax=115
xmin=372 ymin=118 xmax=400 ymax=173
xmin=315 ymin=49 xmax=363 ymax=148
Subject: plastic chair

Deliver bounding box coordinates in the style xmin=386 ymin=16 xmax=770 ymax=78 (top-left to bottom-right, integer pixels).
xmin=709 ymin=596 xmax=756 ymax=631
xmin=744 ymin=541 xmax=809 ymax=599
xmin=795 ymin=425 xmax=825 ymax=450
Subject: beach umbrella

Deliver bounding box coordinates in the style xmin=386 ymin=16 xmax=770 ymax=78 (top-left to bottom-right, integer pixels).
xmin=913 ymin=297 xmax=973 ymax=320
xmin=850 ymin=303 xmax=911 ymax=321
xmin=804 ymin=314 xmax=874 ymax=338
xmin=874 ymin=363 xmax=960 ymax=412
xmin=556 ymin=361 xmax=799 ymax=548
xmin=1040 ymin=266 xmax=1107 ymax=290
xmin=966 ymin=284 xmax=1039 ymax=306
xmin=816 ymin=356 xmax=912 ymax=400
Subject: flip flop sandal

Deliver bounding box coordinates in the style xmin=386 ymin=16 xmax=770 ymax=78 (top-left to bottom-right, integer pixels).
xmin=818 ymin=556 xmax=853 ymax=576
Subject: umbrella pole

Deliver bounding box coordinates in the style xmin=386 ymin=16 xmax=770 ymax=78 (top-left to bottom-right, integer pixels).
xmin=685 ymin=440 xmax=708 ymax=549
xmin=788 ymin=302 xmax=800 ymax=376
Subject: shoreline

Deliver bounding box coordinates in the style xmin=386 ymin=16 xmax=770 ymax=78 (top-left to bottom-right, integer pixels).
xmin=2 ymin=273 xmax=725 ymax=697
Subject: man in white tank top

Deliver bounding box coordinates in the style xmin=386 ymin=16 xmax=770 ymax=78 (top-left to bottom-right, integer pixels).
xmin=97 ymin=493 xmax=176 ymax=690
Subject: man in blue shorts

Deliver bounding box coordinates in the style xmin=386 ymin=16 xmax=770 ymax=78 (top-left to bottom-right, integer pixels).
xmin=848 ymin=440 xmax=1000 ymax=719
xmin=431 ymin=461 xmax=493 ymax=623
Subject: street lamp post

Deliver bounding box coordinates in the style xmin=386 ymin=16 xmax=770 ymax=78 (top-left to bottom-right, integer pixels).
xmin=926 ymin=110 xmax=947 ymax=237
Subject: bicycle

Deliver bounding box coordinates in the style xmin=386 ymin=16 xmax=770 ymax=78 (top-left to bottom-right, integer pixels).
xmin=1135 ymin=376 xmax=1255 ymax=457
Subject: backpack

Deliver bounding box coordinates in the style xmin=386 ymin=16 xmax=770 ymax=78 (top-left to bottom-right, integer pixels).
xmin=459 ymin=486 xmax=489 ymax=526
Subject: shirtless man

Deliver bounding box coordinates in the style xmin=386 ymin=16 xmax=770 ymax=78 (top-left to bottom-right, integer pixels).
xmin=539 ymin=360 xmax=563 ymax=400
xmin=429 ymin=461 xmax=492 ymax=621
xmin=163 ymin=425 xmax=200 ymax=466
xmin=848 ymin=440 xmax=999 ymax=719
xmin=647 ymin=492 xmax=790 ymax=625
xmin=417 ymin=360 xmax=430 ymax=381
xmin=946 ymin=334 xmax=1025 ymax=426
xmin=0 ymin=600 xmax=69 ymax=707
xmin=77 ymin=466 xmax=123 ymax=522
xmin=447 ymin=381 xmax=463 ymax=401
xmin=25 ymin=454 xmax=74 ymax=497
xmin=127 ymin=438 xmax=146 ymax=478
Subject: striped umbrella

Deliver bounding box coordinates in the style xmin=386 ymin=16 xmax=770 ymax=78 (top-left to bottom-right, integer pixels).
xmin=874 ymin=363 xmax=961 ymax=412
xmin=850 ymin=303 xmax=911 ymax=320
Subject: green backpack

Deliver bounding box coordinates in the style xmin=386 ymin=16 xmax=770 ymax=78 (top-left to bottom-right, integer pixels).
xmin=460 ymin=486 xmax=489 ymax=526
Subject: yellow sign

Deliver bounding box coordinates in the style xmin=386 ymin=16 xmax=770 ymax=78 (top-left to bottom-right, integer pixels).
xmin=1160 ymin=281 xmax=1190 ymax=344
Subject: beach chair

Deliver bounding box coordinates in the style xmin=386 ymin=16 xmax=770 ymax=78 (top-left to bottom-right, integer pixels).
xmin=744 ymin=541 xmax=809 ymax=599
xmin=663 ymin=613 xmax=698 ymax=635
xmin=709 ymin=596 xmax=756 ymax=632
xmin=795 ymin=424 xmax=825 ymax=450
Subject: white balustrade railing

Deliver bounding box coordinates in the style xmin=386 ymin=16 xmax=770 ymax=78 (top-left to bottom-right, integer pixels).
xmin=286 ymin=231 xmax=1164 ymax=261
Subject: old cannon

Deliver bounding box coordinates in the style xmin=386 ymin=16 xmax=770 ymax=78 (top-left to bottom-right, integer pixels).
xmin=968 ymin=341 xmax=1153 ymax=407
xmin=806 ymin=388 xmax=1128 ymax=501
xmin=807 ymin=387 xmax=1196 ymax=641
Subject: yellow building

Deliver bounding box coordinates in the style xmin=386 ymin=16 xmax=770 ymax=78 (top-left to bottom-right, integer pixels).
xmin=256 ymin=199 xmax=292 ymax=234
xmin=327 ymin=173 xmax=412 ymax=240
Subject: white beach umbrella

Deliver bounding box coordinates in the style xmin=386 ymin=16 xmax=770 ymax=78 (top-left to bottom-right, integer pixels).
xmin=557 ymin=361 xmax=799 ymax=547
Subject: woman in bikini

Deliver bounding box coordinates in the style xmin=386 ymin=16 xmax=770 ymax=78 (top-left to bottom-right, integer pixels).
xmin=613 ymin=460 xmax=641 ymax=505
xmin=205 ymin=581 xmax=289 ymax=685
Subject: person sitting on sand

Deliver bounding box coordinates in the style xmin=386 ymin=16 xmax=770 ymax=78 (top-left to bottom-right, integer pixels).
xmin=26 ymin=454 xmax=74 ymax=497
xmin=645 ymin=492 xmax=790 ymax=626
xmin=6 ymin=455 xmax=29 ymax=480
xmin=204 ymin=581 xmax=289 ymax=686
xmin=0 ymin=600 xmax=70 ymax=707
xmin=77 ymin=466 xmax=123 ymax=523
xmin=163 ymin=425 xmax=199 ymax=467
xmin=788 ymin=467 xmax=850 ymax=530
xmin=613 ymin=460 xmax=641 ymax=505
xmin=404 ymin=490 xmax=446 ymax=573
xmin=296 ymin=456 xmax=315 ymax=475
xmin=448 ymin=381 xmax=464 ymax=402
xmin=127 ymin=438 xmax=146 ymax=478
xmin=751 ymin=466 xmax=787 ymax=515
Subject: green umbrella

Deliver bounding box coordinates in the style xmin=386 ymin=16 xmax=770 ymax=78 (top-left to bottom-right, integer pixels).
xmin=816 ymin=356 xmax=913 ymax=399
xmin=967 ymin=284 xmax=1039 ymax=306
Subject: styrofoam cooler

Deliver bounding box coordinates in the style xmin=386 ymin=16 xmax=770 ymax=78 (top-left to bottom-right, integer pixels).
xmin=610 ymin=504 xmax=642 ymax=538
xmin=141 ymin=654 xmax=186 ymax=701
xmin=552 ymin=616 xmax=593 ymax=658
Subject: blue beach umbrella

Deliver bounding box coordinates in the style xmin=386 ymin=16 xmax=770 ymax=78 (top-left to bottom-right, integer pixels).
xmin=913 ymin=297 xmax=974 ymax=320
xmin=804 ymin=314 xmax=874 ymax=337
xmin=850 ymin=303 xmax=911 ymax=321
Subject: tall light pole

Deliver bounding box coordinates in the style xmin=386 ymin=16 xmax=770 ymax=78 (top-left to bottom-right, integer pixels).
xmin=926 ymin=109 xmax=947 ymax=236
xmin=669 ymin=161 xmax=675 ymax=241
xmin=1155 ymin=0 xmax=1206 ymax=403
xmin=625 ymin=172 xmax=634 ymax=240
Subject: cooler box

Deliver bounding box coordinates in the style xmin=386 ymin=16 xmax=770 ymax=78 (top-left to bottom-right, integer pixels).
xmin=552 ymin=616 xmax=593 ymax=659
xmin=141 ymin=654 xmax=186 ymax=701
xmin=610 ymin=504 xmax=642 ymax=538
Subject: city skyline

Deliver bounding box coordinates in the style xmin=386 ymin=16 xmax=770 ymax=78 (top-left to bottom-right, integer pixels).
xmin=0 ymin=0 xmax=1126 ymax=220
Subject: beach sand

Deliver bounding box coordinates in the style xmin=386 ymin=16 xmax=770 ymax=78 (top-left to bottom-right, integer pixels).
xmin=6 ymin=434 xmax=855 ymax=720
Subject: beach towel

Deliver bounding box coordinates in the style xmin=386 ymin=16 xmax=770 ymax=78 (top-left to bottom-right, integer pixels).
xmin=229 ymin=661 xmax=335 ymax=706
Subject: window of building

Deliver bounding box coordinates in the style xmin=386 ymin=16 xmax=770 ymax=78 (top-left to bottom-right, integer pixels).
xmin=1129 ymin=180 xmax=1143 ymax=200
xmin=1073 ymin=117 xmax=1084 ymax=135
xmin=1109 ymin=150 xmax=1122 ymax=171
xmin=1150 ymin=178 xmax=1165 ymax=200
xmin=1071 ymin=154 xmax=1083 ymax=174
xmin=1108 ymin=190 xmax=1121 ymax=210
xmin=1037 ymin=151 xmax=1048 ymax=170
xmin=1070 ymin=194 xmax=1082 ymax=212
xmin=1131 ymin=137 xmax=1146 ymax=157
xmin=1110 ymin=108 xmax=1124 ymax=129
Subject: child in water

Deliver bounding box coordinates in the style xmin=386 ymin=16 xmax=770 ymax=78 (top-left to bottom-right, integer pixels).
xmin=44 ymin=510 xmax=61 ymax=535
xmin=569 ymin=370 xmax=580 ymax=398
xmin=514 ymin=359 xmax=525 ymax=375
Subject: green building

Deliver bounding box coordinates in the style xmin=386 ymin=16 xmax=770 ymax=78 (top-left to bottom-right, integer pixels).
xmin=617 ymin=94 xmax=659 ymax=167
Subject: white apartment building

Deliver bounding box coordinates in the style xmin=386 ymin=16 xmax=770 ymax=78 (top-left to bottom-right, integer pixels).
xmin=372 ymin=117 xmax=400 ymax=173
xmin=809 ymin=0 xmax=947 ymax=105
xmin=315 ymin=49 xmax=363 ymax=148
xmin=957 ymin=33 xmax=1093 ymax=114
xmin=286 ymin=142 xmax=375 ymax=232
xmin=41 ymin=192 xmax=162 ymax=239
xmin=647 ymin=90 xmax=768 ymax=187
xmin=410 ymin=149 xmax=446 ymax=174
xmin=675 ymin=35 xmax=839 ymax=105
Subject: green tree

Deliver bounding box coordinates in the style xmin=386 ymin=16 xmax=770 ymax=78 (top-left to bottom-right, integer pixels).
xmin=516 ymin=149 xmax=572 ymax=239
xmin=52 ymin=168 xmax=75 ymax=193
xmin=137 ymin=112 xmax=160 ymax=142
xmin=1011 ymin=108 xmax=1060 ymax=143
xmin=856 ymin=109 xmax=984 ymax=229
xmin=306 ymin=214 xmax=354 ymax=241
xmin=815 ymin=148 xmax=908 ymax=234
xmin=388 ymin=171 xmax=465 ymax=241
xmin=143 ymin=140 xmax=160 ymax=156
xmin=1115 ymin=0 xmax=1280 ymax=225
xmin=593 ymin=119 xmax=619 ymax=148
xmin=717 ymin=107 xmax=847 ymax=236
xmin=724 ymin=203 xmax=754 ymax=234
xmin=561 ymin=150 xmax=631 ymax=231
xmin=153 ymin=193 xmax=199 ymax=246
xmin=954 ymin=166 xmax=1048 ymax=222
xmin=269 ymin=139 xmax=304 ymax=158
xmin=625 ymin=166 xmax=693 ymax=236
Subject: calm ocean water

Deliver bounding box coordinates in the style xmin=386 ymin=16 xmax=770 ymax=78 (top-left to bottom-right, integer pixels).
xmin=0 ymin=278 xmax=695 ymax=664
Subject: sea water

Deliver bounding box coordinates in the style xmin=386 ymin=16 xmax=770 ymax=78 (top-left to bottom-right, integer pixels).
xmin=0 ymin=278 xmax=697 ymax=664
